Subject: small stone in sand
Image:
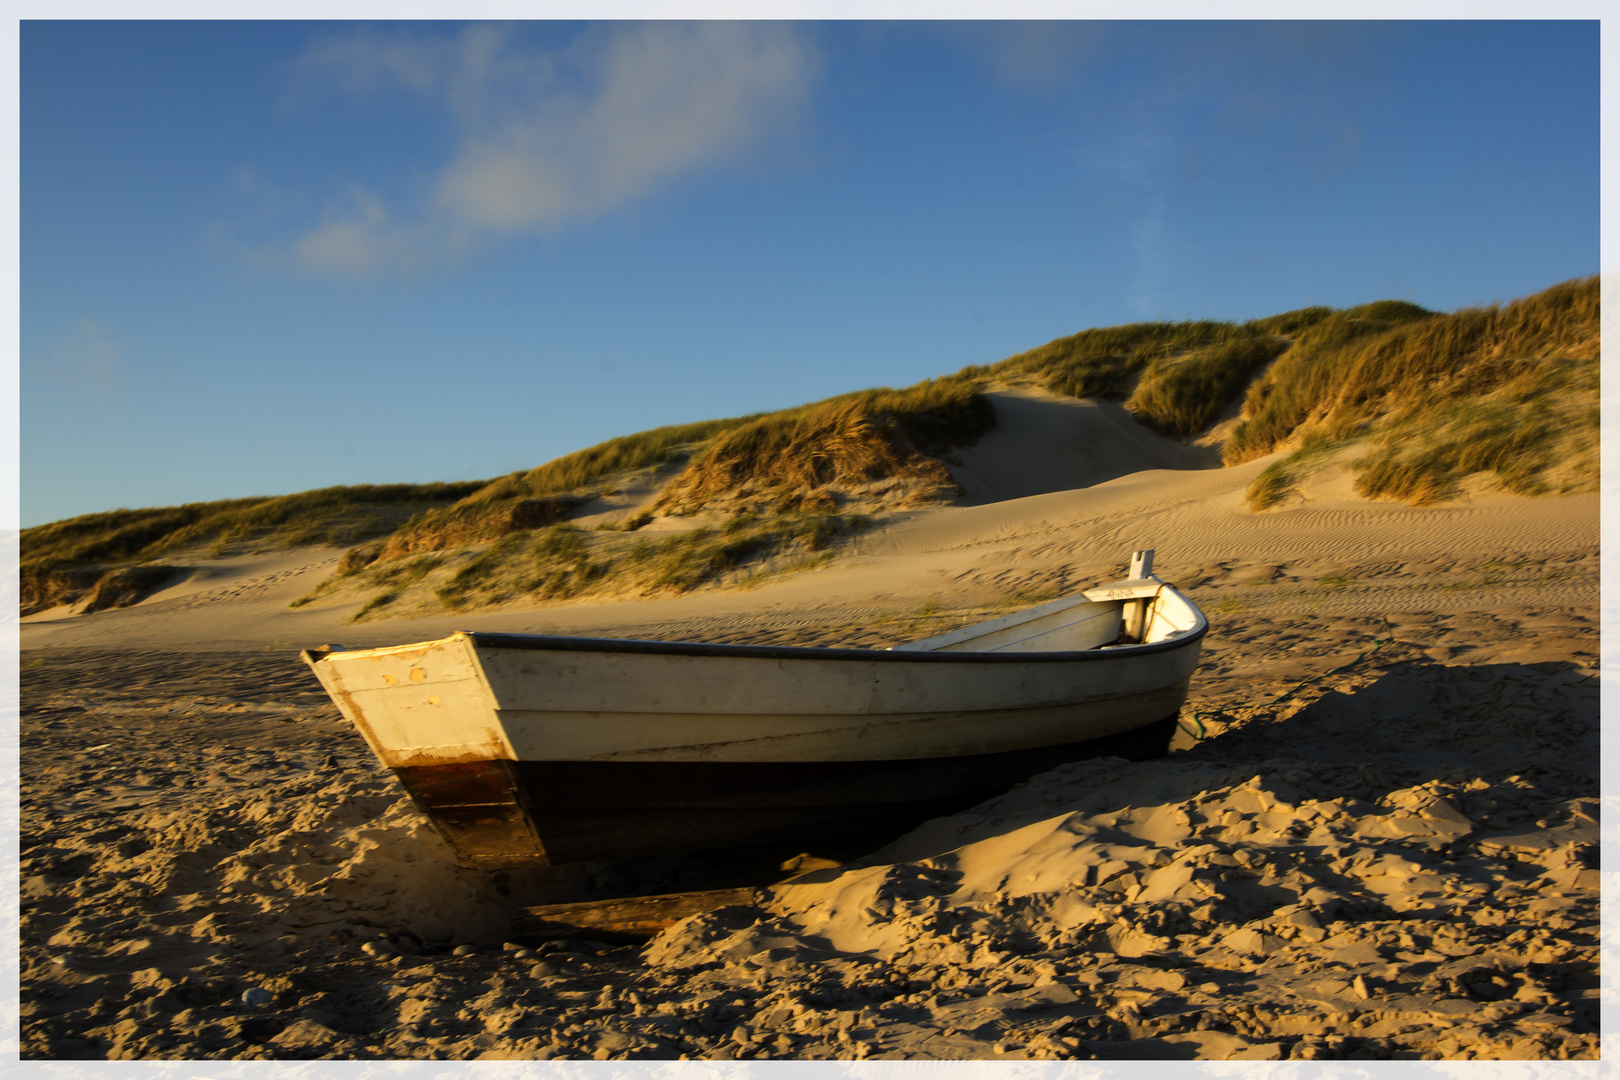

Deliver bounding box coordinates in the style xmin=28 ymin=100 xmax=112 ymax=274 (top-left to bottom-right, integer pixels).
xmin=241 ymin=987 xmax=273 ymax=1008
xmin=452 ymin=945 xmax=479 ymax=956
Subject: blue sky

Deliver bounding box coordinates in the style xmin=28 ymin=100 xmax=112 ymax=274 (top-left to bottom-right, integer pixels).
xmin=21 ymin=20 xmax=1599 ymax=528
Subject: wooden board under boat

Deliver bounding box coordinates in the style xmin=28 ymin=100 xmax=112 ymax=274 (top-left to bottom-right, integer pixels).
xmin=302 ymin=551 xmax=1208 ymax=868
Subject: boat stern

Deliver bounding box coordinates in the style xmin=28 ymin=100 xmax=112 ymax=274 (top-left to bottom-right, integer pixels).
xmin=301 ymin=635 xmax=555 ymax=868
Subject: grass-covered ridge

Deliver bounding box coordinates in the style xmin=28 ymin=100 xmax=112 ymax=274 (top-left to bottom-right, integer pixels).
xmin=1235 ymin=277 xmax=1598 ymax=508
xmin=1348 ymin=350 xmax=1597 ymax=504
xmin=19 ymin=481 xmax=488 ymax=615
xmin=971 ymin=306 xmax=1345 ymax=438
xmin=320 ymin=416 xmax=770 ymax=577
xmin=296 ymin=511 xmax=874 ymax=621
xmin=22 ymin=275 xmax=1598 ymax=618
xmin=460 ymin=417 xmax=758 ymax=505
xmin=1124 ymin=336 xmax=1291 ymax=438
xmin=294 ymin=375 xmax=994 ymax=613
xmin=1228 ymin=280 xmax=1595 ymax=463
xmin=987 ymin=318 xmax=1267 ymax=401
xmin=325 ymin=375 xmax=994 ymax=581
xmin=655 ymin=375 xmax=995 ymax=515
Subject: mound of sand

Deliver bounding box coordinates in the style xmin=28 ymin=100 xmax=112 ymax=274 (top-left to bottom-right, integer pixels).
xmin=947 ymin=388 xmax=1209 ymax=505
xmin=640 ymin=654 xmax=1599 ymax=1061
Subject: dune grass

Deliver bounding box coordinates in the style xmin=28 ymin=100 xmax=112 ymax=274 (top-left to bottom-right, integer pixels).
xmin=460 ymin=417 xmax=757 ymax=505
xmin=1244 ymin=436 xmax=1344 ymax=511
xmin=370 ymin=495 xmax=585 ymax=564
xmin=1222 ymin=305 xmax=1440 ymax=462
xmin=636 ymin=512 xmax=868 ymax=592
xmin=988 ymin=319 xmax=1263 ymax=401
xmin=21 ymin=482 xmax=487 ymax=568
xmin=1225 ymin=278 xmax=1595 ymax=464
xmin=735 ymin=551 xmax=837 ymax=589
xmin=294 ymin=550 xmax=451 ymax=612
xmin=329 ymin=419 xmax=760 ymax=575
xmin=322 ymin=415 xmax=764 ymax=583
xmin=979 ymin=314 xmax=1328 ymax=438
xmin=429 ymin=533 xmax=533 ymax=609
xmin=286 ymin=374 xmax=986 ymax=615
xmin=330 ymin=374 xmax=990 ymax=578
xmin=1243 ymin=305 xmax=1336 ymax=337
xmin=655 ymin=375 xmax=994 ymax=515
xmin=20 ymin=481 xmax=486 ymax=616
xmin=394 ymin=511 xmax=873 ymax=615
xmin=994 ymin=586 xmax=1064 ymax=610
xmin=1350 ymin=355 xmax=1597 ymax=504
xmin=1126 ymin=335 xmax=1291 ymax=438
xmin=519 ymin=524 xmax=607 ymax=600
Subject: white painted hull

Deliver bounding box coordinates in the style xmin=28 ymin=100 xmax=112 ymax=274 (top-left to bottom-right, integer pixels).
xmin=303 ymin=569 xmax=1207 ymax=866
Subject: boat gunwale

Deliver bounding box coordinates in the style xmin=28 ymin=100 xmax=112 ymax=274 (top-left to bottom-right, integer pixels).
xmin=451 ymin=603 xmax=1207 ymax=665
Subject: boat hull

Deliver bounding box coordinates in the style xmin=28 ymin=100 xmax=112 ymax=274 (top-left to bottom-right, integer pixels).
xmin=303 ymin=581 xmax=1207 ymax=868
xmin=391 ymin=711 xmax=1183 ymax=866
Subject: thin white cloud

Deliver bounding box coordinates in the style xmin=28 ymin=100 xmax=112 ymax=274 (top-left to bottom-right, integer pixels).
xmin=281 ymin=22 xmax=818 ymax=277
xmin=294 ymin=186 xmax=395 ymax=275
xmin=1091 ymin=124 xmax=1176 ymax=318
xmin=290 ymin=185 xmax=472 ymax=277
xmin=294 ymin=30 xmax=447 ymax=98
xmin=941 ymin=21 xmax=1107 ymax=89
xmin=27 ymin=320 xmax=121 ymax=396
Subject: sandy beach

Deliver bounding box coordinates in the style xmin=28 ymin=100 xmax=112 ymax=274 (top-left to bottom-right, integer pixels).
xmin=18 ymin=397 xmax=1600 ymax=1061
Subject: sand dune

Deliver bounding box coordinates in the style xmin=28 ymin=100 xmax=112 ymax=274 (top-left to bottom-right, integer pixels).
xmin=17 ymin=452 xmax=1597 ymax=656
xmin=947 ymin=388 xmax=1211 ymax=504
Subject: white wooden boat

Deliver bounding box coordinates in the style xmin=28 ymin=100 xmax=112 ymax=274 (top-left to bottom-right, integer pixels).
xmin=301 ymin=551 xmax=1206 ymax=868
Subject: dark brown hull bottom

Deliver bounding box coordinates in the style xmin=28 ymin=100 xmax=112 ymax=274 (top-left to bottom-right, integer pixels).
xmin=395 ymin=714 xmax=1181 ymax=868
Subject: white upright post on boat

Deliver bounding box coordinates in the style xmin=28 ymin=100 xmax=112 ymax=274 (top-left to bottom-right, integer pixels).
xmin=1125 ymin=549 xmax=1155 ymax=642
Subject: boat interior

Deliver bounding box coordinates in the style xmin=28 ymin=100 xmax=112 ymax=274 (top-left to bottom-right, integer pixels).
xmin=892 ymin=549 xmax=1205 ymax=654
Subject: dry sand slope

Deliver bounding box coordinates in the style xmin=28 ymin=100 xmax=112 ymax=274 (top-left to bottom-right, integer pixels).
xmin=946 ymin=388 xmax=1211 ymax=503
xmin=17 ymin=401 xmax=1601 ymax=1061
